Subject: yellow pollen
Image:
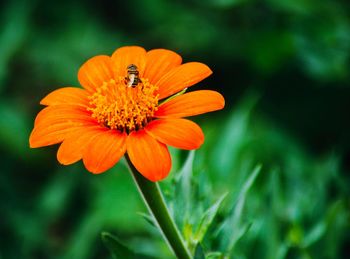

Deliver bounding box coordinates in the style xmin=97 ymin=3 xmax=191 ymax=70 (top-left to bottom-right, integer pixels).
xmin=87 ymin=77 xmax=159 ymax=133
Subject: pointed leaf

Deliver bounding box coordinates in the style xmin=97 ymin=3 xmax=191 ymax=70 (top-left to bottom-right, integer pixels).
xmin=233 ymin=165 xmax=262 ymax=222
xmin=137 ymin=212 xmax=157 ymax=228
xmin=174 ymin=151 xmax=195 ymax=229
xmin=101 ymin=232 xmax=136 ymax=259
xmin=220 ymin=165 xmax=261 ymax=253
xmin=193 ymin=193 xmax=228 ymax=242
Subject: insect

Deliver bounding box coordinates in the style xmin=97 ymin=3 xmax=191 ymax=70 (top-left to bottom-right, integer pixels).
xmin=125 ymin=64 xmax=141 ymax=88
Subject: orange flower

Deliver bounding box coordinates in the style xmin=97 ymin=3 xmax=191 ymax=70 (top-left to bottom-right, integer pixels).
xmin=29 ymin=46 xmax=225 ymax=181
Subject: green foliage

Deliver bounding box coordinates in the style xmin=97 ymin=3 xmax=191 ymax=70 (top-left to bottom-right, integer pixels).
xmin=165 ymin=150 xmax=261 ymax=258
xmin=193 ymin=193 xmax=227 ymax=245
xmin=195 ymin=96 xmax=350 ymax=258
xmin=217 ymin=165 xmax=261 ymax=255
xmin=167 ymin=151 xmax=230 ymax=254
xmin=194 ymin=243 xmax=205 ymax=259
xmin=101 ymin=232 xmax=136 ymax=259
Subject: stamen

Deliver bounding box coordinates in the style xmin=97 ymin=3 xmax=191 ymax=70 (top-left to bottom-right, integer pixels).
xmin=87 ymin=77 xmax=158 ymax=133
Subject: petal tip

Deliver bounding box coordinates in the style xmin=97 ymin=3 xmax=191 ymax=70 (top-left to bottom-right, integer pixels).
xmin=78 ymin=55 xmax=113 ymax=92
xmin=83 ymin=159 xmax=108 ymax=174
xmin=217 ymin=93 xmax=225 ymax=109
xmin=57 ymin=159 xmax=70 ymax=166
xmin=29 ymin=139 xmax=37 ymax=148
xmin=29 ymin=131 xmax=40 ymax=148
xmin=126 ymin=131 xmax=172 ymax=181
xmin=192 ymin=62 xmax=213 ymax=77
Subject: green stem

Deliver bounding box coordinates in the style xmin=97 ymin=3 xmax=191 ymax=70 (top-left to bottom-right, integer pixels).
xmin=125 ymin=155 xmax=192 ymax=259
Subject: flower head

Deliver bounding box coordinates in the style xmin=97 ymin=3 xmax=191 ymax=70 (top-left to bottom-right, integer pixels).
xmin=29 ymin=46 xmax=225 ymax=181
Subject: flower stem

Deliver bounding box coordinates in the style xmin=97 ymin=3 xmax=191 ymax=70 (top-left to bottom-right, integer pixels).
xmin=125 ymin=155 xmax=192 ymax=259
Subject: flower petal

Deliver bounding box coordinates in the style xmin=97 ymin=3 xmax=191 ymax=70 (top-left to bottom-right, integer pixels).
xmin=111 ymin=46 xmax=146 ymax=77
xmin=126 ymin=129 xmax=171 ymax=182
xmin=78 ymin=55 xmax=114 ymax=92
xmin=57 ymin=126 xmax=106 ymax=165
xmin=145 ymin=119 xmax=204 ymax=150
xmin=34 ymin=104 xmax=92 ymax=126
xmin=83 ymin=130 xmax=127 ymax=174
xmin=155 ymin=90 xmax=225 ymax=118
xmin=156 ymin=62 xmax=212 ymax=100
xmin=144 ymin=49 xmax=182 ymax=84
xmin=29 ymin=121 xmax=95 ymax=148
xmin=30 ymin=105 xmax=96 ymax=148
xmin=40 ymin=87 xmax=89 ymax=107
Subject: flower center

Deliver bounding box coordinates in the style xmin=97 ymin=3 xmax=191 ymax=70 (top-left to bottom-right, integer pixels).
xmin=87 ymin=77 xmax=159 ymax=133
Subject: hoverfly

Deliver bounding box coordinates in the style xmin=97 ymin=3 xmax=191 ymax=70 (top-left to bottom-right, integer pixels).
xmin=125 ymin=64 xmax=141 ymax=88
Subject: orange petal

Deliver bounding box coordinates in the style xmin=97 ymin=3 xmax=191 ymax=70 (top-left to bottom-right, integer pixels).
xmin=156 ymin=62 xmax=212 ymax=100
xmin=83 ymin=130 xmax=127 ymax=174
xmin=78 ymin=55 xmax=114 ymax=92
xmin=30 ymin=120 xmax=96 ymax=148
xmin=34 ymin=104 xmax=92 ymax=126
xmin=30 ymin=105 xmax=96 ymax=148
xmin=111 ymin=46 xmax=146 ymax=77
xmin=144 ymin=49 xmax=182 ymax=84
xmin=57 ymin=126 xmax=106 ymax=165
xmin=155 ymin=90 xmax=225 ymax=118
xmin=145 ymin=119 xmax=204 ymax=150
xmin=40 ymin=87 xmax=89 ymax=107
xmin=126 ymin=129 xmax=171 ymax=182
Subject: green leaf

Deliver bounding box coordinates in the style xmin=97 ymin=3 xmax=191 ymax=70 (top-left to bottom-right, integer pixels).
xmin=101 ymin=232 xmax=136 ymax=259
xmin=193 ymin=193 xmax=228 ymax=243
xmin=302 ymin=221 xmax=326 ymax=247
xmin=137 ymin=212 xmax=156 ymax=228
xmin=232 ymin=165 xmax=261 ymax=225
xmin=173 ymin=151 xmax=195 ymax=229
xmin=206 ymin=251 xmax=225 ymax=259
xmin=219 ymin=165 xmax=262 ymax=253
xmin=176 ymin=150 xmax=195 ymax=198
xmin=194 ymin=243 xmax=205 ymax=259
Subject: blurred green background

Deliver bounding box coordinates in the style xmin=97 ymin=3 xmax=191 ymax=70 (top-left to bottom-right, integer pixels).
xmin=0 ymin=0 xmax=349 ymax=258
